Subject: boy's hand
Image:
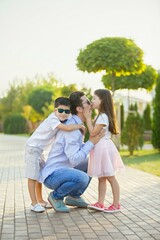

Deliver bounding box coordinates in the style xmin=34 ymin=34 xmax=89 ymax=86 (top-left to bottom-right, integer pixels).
xmin=80 ymin=124 xmax=86 ymax=135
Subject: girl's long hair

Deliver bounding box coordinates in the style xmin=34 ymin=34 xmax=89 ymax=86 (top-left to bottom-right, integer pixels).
xmin=94 ymin=89 xmax=119 ymax=135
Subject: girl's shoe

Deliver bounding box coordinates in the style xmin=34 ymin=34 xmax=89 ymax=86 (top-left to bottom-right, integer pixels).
xmin=40 ymin=201 xmax=52 ymax=209
xmin=87 ymin=202 xmax=104 ymax=211
xmin=103 ymin=203 xmax=121 ymax=213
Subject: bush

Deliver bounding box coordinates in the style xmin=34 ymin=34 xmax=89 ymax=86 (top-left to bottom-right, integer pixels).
xmin=3 ymin=114 xmax=28 ymax=134
xmin=152 ymin=74 xmax=160 ymax=150
xmin=121 ymin=112 xmax=144 ymax=155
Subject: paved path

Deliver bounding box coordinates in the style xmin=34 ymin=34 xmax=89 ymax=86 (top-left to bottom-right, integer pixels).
xmin=0 ymin=134 xmax=160 ymax=240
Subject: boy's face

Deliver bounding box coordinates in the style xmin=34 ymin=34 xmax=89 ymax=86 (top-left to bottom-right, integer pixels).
xmin=55 ymin=105 xmax=71 ymax=121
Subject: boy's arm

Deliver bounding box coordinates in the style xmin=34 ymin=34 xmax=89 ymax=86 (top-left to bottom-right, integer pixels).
xmin=57 ymin=123 xmax=86 ymax=132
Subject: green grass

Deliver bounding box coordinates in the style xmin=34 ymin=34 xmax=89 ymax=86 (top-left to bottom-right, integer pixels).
xmin=120 ymin=149 xmax=160 ymax=177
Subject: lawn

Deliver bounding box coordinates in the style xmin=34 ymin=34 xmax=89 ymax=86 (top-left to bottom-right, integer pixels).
xmin=120 ymin=149 xmax=160 ymax=177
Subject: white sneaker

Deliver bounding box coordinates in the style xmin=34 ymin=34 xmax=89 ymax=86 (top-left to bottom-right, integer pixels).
xmin=40 ymin=202 xmax=52 ymax=209
xmin=30 ymin=203 xmax=45 ymax=213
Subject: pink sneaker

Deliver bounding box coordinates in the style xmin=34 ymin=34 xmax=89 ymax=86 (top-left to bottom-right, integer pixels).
xmin=103 ymin=203 xmax=121 ymax=213
xmin=87 ymin=202 xmax=104 ymax=211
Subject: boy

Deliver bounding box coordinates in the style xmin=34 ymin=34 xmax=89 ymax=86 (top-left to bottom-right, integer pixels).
xmin=25 ymin=97 xmax=85 ymax=212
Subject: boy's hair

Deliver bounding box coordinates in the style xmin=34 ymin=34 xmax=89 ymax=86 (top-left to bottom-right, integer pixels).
xmin=69 ymin=91 xmax=85 ymax=115
xmin=54 ymin=97 xmax=71 ymax=108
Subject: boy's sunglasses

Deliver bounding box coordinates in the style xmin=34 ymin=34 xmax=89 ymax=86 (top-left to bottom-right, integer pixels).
xmin=57 ymin=108 xmax=71 ymax=114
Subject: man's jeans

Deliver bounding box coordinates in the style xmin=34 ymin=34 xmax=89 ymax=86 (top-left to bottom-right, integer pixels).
xmin=44 ymin=159 xmax=90 ymax=200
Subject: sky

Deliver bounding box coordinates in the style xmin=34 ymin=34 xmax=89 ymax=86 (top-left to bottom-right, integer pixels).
xmin=0 ymin=0 xmax=160 ymax=97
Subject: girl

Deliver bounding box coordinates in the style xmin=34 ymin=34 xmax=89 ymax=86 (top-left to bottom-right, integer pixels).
xmin=84 ymin=89 xmax=125 ymax=213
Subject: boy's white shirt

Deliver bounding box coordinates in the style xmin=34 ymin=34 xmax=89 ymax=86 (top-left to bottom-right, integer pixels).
xmin=26 ymin=112 xmax=67 ymax=150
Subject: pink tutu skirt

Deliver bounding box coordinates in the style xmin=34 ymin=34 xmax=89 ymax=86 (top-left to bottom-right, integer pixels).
xmin=88 ymin=138 xmax=125 ymax=177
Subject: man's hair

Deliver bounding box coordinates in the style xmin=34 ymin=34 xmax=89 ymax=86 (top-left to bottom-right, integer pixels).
xmin=54 ymin=97 xmax=71 ymax=108
xmin=69 ymin=91 xmax=85 ymax=115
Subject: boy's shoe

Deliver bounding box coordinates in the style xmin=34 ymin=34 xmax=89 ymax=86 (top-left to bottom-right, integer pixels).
xmin=40 ymin=201 xmax=52 ymax=209
xmin=87 ymin=202 xmax=104 ymax=211
xmin=64 ymin=196 xmax=89 ymax=208
xmin=48 ymin=192 xmax=70 ymax=213
xmin=30 ymin=203 xmax=45 ymax=213
xmin=103 ymin=203 xmax=121 ymax=213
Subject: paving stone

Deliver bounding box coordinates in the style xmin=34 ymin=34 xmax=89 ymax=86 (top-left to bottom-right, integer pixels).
xmin=0 ymin=134 xmax=160 ymax=240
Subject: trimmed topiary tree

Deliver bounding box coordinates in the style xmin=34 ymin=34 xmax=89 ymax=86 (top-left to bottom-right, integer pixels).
xmin=152 ymin=74 xmax=160 ymax=150
xmin=121 ymin=108 xmax=144 ymax=155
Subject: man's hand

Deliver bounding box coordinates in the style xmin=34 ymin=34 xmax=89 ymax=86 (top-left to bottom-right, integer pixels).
xmin=89 ymin=129 xmax=105 ymax=144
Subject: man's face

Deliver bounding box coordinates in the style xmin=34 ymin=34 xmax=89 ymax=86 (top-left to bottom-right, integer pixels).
xmin=80 ymin=95 xmax=91 ymax=111
xmin=55 ymin=105 xmax=71 ymax=121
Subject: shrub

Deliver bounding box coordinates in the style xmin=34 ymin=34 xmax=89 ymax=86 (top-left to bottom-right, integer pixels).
xmin=3 ymin=114 xmax=28 ymax=134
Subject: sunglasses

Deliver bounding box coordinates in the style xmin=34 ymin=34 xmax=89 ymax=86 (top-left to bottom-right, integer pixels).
xmin=57 ymin=108 xmax=71 ymax=114
xmin=82 ymin=100 xmax=91 ymax=105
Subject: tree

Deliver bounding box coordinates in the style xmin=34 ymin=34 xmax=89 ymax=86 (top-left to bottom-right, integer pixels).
xmin=143 ymin=104 xmax=152 ymax=130
xmin=102 ymin=65 xmax=157 ymax=91
xmin=120 ymin=104 xmax=124 ymax=130
xmin=61 ymin=84 xmax=77 ymax=97
xmin=28 ymin=87 xmax=53 ymax=114
xmin=121 ymin=106 xmax=144 ymax=155
xmin=152 ymin=74 xmax=160 ymax=151
xmin=77 ymin=37 xmax=145 ymax=92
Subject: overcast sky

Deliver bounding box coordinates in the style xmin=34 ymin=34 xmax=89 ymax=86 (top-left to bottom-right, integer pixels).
xmin=0 ymin=0 xmax=160 ymax=96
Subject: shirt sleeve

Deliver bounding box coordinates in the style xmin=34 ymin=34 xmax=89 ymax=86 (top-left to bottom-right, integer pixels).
xmin=64 ymin=130 xmax=94 ymax=166
xmin=96 ymin=113 xmax=109 ymax=126
xmin=49 ymin=114 xmax=61 ymax=131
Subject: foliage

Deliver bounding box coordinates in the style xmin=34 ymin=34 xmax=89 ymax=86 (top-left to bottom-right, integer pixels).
xmin=28 ymin=87 xmax=53 ymax=114
xmin=143 ymin=104 xmax=152 ymax=130
xmin=77 ymin=37 xmax=144 ymax=75
xmin=22 ymin=105 xmax=43 ymax=123
xmin=121 ymin=107 xmax=144 ymax=155
xmin=61 ymin=84 xmax=78 ymax=97
xmin=120 ymin=104 xmax=124 ymax=130
xmin=77 ymin=37 xmax=146 ymax=92
xmin=3 ymin=113 xmax=28 ymax=134
xmin=152 ymin=74 xmax=160 ymax=150
xmin=0 ymin=74 xmax=94 ymax=134
xmin=102 ymin=65 xmax=157 ymax=91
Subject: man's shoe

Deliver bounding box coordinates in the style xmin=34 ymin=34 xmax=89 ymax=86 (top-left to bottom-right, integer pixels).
xmin=48 ymin=192 xmax=70 ymax=213
xmin=64 ymin=196 xmax=89 ymax=208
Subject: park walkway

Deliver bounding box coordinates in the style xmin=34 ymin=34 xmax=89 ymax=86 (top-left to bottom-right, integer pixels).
xmin=0 ymin=134 xmax=160 ymax=240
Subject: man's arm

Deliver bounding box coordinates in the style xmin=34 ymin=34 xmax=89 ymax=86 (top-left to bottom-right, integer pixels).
xmin=64 ymin=129 xmax=104 ymax=166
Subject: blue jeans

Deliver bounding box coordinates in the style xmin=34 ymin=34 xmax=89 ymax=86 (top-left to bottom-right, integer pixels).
xmin=44 ymin=159 xmax=91 ymax=200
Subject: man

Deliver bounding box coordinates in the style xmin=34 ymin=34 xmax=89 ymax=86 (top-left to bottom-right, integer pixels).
xmin=39 ymin=91 xmax=104 ymax=213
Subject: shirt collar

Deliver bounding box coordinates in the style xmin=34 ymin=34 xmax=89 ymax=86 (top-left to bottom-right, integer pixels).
xmin=70 ymin=114 xmax=83 ymax=125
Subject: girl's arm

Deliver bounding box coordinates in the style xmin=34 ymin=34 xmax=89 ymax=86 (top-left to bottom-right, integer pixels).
xmin=84 ymin=109 xmax=104 ymax=137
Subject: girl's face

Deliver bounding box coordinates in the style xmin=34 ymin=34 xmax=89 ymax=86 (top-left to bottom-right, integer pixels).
xmin=91 ymin=94 xmax=101 ymax=110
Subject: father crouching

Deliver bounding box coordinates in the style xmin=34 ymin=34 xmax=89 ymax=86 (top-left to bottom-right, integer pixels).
xmin=39 ymin=91 xmax=104 ymax=212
